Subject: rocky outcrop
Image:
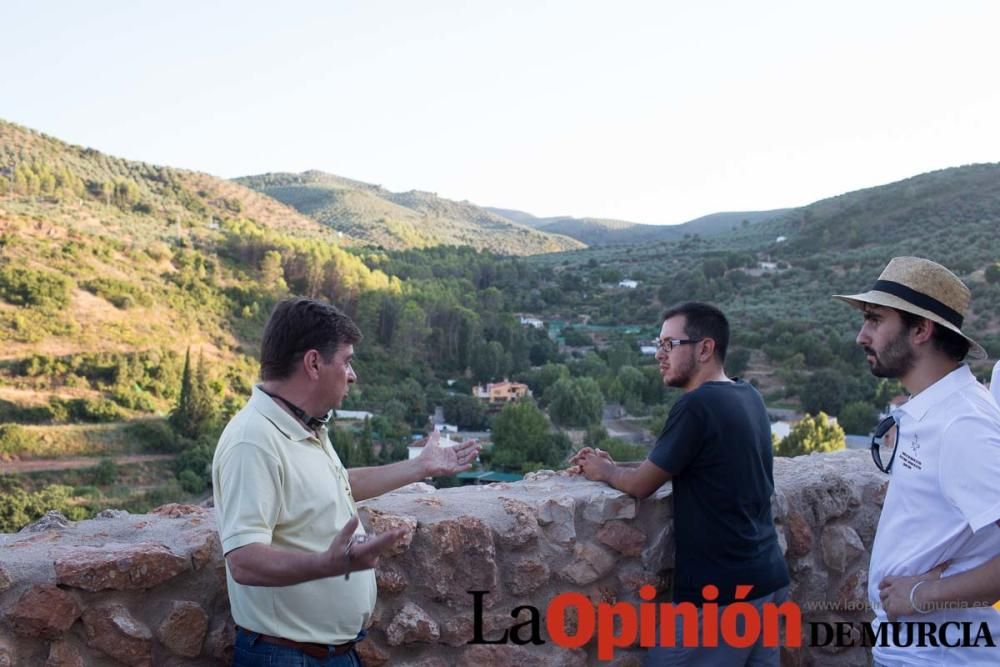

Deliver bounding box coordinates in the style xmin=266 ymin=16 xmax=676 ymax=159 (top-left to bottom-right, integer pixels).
xmin=0 ymin=452 xmax=885 ymax=665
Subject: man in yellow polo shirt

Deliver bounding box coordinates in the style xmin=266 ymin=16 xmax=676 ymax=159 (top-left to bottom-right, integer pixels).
xmin=213 ymin=297 xmax=480 ymax=666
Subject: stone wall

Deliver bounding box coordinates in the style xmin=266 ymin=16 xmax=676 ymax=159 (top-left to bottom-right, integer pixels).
xmin=0 ymin=450 xmax=886 ymax=666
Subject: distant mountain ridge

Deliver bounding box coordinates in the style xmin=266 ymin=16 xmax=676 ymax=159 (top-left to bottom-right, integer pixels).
xmin=485 ymin=207 xmax=793 ymax=246
xmin=236 ymin=171 xmax=584 ymax=255
xmin=748 ymin=163 xmax=1000 ymax=253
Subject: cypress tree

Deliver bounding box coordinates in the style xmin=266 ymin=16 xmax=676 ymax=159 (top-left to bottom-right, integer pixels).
xmin=169 ymin=349 xmax=217 ymax=439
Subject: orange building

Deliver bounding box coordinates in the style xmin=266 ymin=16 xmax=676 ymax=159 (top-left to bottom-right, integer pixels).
xmin=472 ymin=380 xmax=531 ymax=405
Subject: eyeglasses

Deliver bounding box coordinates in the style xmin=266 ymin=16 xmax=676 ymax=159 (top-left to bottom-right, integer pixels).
xmin=655 ymin=337 xmax=704 ymax=353
xmin=870 ymin=416 xmax=898 ymax=474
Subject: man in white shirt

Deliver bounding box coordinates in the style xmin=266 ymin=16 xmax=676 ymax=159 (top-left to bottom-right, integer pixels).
xmin=835 ymin=257 xmax=1000 ymax=666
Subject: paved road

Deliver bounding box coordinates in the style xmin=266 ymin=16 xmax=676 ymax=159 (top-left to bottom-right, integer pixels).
xmin=0 ymin=454 xmax=175 ymax=475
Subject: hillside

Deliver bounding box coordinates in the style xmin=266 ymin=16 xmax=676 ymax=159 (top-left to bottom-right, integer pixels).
xmin=754 ymin=164 xmax=1000 ymax=255
xmin=527 ymin=163 xmax=1000 ymax=415
xmin=236 ymin=171 xmax=584 ymax=255
xmin=0 ymin=119 xmax=405 ymax=519
xmin=485 ymin=207 xmax=792 ymax=245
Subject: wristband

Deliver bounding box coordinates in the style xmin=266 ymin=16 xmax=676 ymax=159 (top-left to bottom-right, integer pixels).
xmin=344 ymin=534 xmax=368 ymax=581
xmin=909 ymin=580 xmax=933 ymax=614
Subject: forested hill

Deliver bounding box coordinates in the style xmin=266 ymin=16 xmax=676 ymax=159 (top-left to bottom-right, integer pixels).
xmin=484 ymin=208 xmax=792 ymax=245
xmin=0 ymin=118 xmax=571 ymax=527
xmin=750 ymin=163 xmax=1000 ymax=254
xmin=527 ymin=162 xmax=1000 ymax=419
xmin=0 ymin=118 xmax=395 ymax=364
xmin=236 ymin=171 xmax=584 ymax=255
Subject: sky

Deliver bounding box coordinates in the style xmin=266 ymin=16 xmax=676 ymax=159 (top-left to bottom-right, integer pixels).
xmin=3 ymin=1 xmax=1000 ymax=225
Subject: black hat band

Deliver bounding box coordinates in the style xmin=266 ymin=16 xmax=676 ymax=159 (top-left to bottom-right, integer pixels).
xmin=872 ymin=280 xmax=964 ymax=328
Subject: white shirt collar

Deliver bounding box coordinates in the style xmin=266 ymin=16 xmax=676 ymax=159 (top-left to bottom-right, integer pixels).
xmin=249 ymin=385 xmax=321 ymax=442
xmin=896 ymin=364 xmax=976 ymax=422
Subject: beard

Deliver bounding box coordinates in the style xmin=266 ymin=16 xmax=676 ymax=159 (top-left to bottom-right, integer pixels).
xmin=663 ymin=353 xmax=697 ymax=389
xmin=864 ymin=329 xmax=915 ymax=378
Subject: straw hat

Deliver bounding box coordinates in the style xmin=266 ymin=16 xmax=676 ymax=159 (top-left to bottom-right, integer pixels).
xmin=833 ymin=256 xmax=987 ymax=360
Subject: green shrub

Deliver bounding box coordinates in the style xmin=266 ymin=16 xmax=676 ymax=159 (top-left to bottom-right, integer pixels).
xmin=124 ymin=419 xmax=178 ymax=452
xmin=0 ymin=399 xmax=54 ymax=424
xmin=0 ymin=484 xmax=87 ymax=533
xmin=0 ymin=424 xmax=39 ymax=456
xmin=91 ymin=457 xmax=118 ymax=485
xmin=80 ymin=278 xmax=152 ymax=309
xmin=178 ymin=469 xmax=205 ymax=494
xmin=51 ymin=397 xmax=125 ymax=423
xmin=774 ymin=413 xmax=845 ymax=457
xmin=109 ymin=386 xmax=157 ymax=411
xmin=0 ymin=267 xmax=72 ymax=308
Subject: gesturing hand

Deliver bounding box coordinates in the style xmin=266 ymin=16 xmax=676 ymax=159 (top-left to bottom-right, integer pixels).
xmin=324 ymin=516 xmax=406 ymax=578
xmin=417 ymin=431 xmax=482 ymax=477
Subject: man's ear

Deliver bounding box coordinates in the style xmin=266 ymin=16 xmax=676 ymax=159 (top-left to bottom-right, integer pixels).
xmin=698 ymin=338 xmax=716 ymax=363
xmin=302 ymin=349 xmax=322 ymax=379
xmin=909 ymin=318 xmax=935 ymax=347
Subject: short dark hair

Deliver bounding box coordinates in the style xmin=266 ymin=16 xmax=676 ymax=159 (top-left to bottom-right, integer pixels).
xmin=898 ymin=310 xmax=970 ymax=361
xmin=260 ymin=297 xmax=362 ymax=381
xmin=661 ymin=301 xmax=730 ymax=363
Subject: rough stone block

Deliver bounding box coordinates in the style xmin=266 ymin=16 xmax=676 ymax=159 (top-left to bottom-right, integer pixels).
xmin=508 ymin=555 xmax=550 ymax=595
xmin=835 ymin=567 xmax=869 ymax=612
xmin=55 ymin=542 xmax=188 ymax=591
xmin=82 ymin=605 xmax=153 ymax=666
xmin=498 ymin=497 xmax=540 ymax=548
xmin=386 ymin=602 xmax=440 ymax=645
xmin=802 ymin=476 xmax=859 ymax=525
xmin=45 ymin=640 xmax=84 ymax=667
xmin=6 ymin=585 xmax=81 ymax=639
xmin=596 ymin=520 xmax=646 ymax=556
xmin=19 ymin=511 xmax=73 ymax=532
xmin=536 ymin=495 xmax=576 ymax=546
xmin=441 ymin=615 xmax=474 ymax=647
xmin=156 ymin=600 xmax=208 ymax=658
xmin=820 ymin=524 xmax=865 ymax=573
xmin=356 ymin=638 xmax=390 ymax=666
xmin=151 ymin=504 xmax=208 ymax=518
xmin=203 ymin=617 xmax=235 ymax=664
xmin=411 ymin=515 xmax=498 ymax=606
xmin=784 ymin=510 xmax=813 ymax=559
xmin=359 ymin=508 xmax=418 ymax=556
xmin=560 ymin=542 xmax=617 ymax=585
xmin=583 ymin=488 xmax=637 ymax=523
xmin=376 ymin=564 xmax=409 ymax=594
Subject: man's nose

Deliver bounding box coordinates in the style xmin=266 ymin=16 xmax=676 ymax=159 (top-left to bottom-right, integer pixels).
xmin=855 ymin=325 xmax=869 ymax=347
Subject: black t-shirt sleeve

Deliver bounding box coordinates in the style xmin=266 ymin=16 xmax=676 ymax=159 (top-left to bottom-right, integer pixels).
xmin=648 ymin=395 xmax=705 ymax=476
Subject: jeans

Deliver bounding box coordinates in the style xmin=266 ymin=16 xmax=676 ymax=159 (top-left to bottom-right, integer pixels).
xmin=233 ymin=627 xmax=365 ymax=667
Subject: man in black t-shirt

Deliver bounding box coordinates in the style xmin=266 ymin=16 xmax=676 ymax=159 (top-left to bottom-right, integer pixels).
xmin=572 ymin=302 xmax=789 ymax=666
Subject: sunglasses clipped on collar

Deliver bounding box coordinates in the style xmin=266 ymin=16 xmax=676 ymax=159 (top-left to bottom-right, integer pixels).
xmin=870 ymin=415 xmax=898 ymax=473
